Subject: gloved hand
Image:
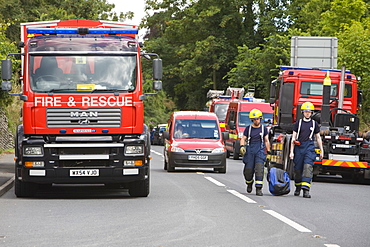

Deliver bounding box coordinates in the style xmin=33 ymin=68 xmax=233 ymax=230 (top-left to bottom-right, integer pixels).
xmin=240 ymin=146 xmax=246 ymax=156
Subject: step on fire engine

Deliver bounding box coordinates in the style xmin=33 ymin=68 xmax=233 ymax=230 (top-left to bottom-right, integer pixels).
xmin=1 ymin=20 xmax=162 ymax=197
xmin=269 ymin=66 xmax=370 ymax=183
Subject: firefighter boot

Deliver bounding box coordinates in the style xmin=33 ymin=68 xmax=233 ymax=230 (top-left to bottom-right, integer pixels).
xmin=294 ymin=186 xmax=301 ymax=196
xmin=246 ymin=182 xmax=253 ymax=193
xmin=302 ymin=189 xmax=311 ymax=198
xmin=256 ymin=187 xmax=263 ymax=196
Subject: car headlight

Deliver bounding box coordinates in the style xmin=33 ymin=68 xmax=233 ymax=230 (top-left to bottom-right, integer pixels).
xmin=125 ymin=145 xmax=144 ymax=155
xmin=24 ymin=146 xmax=43 ymax=155
xmin=171 ymin=146 xmax=185 ymax=152
xmin=212 ymin=147 xmax=225 ymax=153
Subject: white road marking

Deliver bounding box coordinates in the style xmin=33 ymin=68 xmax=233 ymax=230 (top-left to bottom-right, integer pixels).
xmin=227 ymin=189 xmax=257 ymax=204
xmin=204 ymin=176 xmax=225 ymax=186
xmin=324 ymin=245 xmax=340 ymax=247
xmin=151 ymin=150 xmax=163 ymax=157
xmin=263 ymin=209 xmax=312 ymax=233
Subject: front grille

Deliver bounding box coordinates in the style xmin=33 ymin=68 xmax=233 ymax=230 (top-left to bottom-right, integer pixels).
xmin=47 ymin=107 xmax=121 ymax=128
xmin=59 ymin=160 xmax=110 ymax=167
xmin=184 ymin=150 xmax=212 ymax=154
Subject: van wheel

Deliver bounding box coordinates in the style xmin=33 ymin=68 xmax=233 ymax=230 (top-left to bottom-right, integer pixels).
xmin=167 ymin=159 xmax=175 ymax=172
xmin=164 ymin=158 xmax=168 ymax=170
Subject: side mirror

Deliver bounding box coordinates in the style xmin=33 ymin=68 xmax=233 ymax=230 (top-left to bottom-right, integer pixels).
xmin=229 ymin=121 xmax=236 ymax=130
xmin=2 ymin=59 xmax=12 ymax=81
xmin=269 ymin=79 xmax=277 ymax=104
xmin=153 ymin=58 xmax=162 ymax=80
xmin=153 ymin=80 xmax=162 ymax=91
xmin=222 ymin=132 xmax=229 ymax=141
xmin=1 ymin=59 xmax=13 ymax=91
xmin=1 ymin=81 xmax=12 ymax=91
xmin=163 ymin=131 xmax=170 ymax=140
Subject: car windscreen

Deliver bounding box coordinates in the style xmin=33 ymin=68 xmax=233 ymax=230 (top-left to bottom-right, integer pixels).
xmin=174 ymin=119 xmax=220 ymax=139
xmin=238 ymin=112 xmax=273 ymax=127
xmin=30 ymin=55 xmax=137 ymax=93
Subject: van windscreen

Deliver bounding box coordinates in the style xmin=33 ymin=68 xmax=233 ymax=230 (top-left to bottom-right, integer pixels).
xmin=174 ymin=119 xmax=219 ymax=139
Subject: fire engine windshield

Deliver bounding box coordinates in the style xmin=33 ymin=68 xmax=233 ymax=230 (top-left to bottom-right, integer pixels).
xmin=30 ymin=55 xmax=137 ymax=92
xmin=214 ymin=104 xmax=229 ymax=121
xmin=174 ymin=120 xmax=220 ymax=139
xmin=300 ymin=81 xmax=352 ymax=98
xmin=238 ymin=112 xmax=273 ymax=127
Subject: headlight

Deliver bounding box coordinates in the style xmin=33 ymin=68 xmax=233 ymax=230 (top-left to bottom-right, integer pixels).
xmin=171 ymin=146 xmax=185 ymax=152
xmin=125 ymin=145 xmax=143 ymax=155
xmin=212 ymin=147 xmax=225 ymax=153
xmin=24 ymin=146 xmax=43 ymax=155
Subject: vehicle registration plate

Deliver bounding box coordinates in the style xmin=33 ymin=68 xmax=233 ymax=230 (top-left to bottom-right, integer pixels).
xmin=188 ymin=155 xmax=208 ymax=161
xmin=70 ymin=169 xmax=99 ymax=177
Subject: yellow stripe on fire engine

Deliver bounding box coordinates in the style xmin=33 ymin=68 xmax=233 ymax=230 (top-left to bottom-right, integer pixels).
xmin=219 ymin=122 xmax=225 ymax=127
xmin=229 ymin=134 xmax=238 ymax=139
xmin=322 ymin=160 xmax=369 ymax=168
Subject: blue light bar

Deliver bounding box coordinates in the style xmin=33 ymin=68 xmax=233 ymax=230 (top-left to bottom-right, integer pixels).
xmin=280 ymin=66 xmax=350 ymax=73
xmin=219 ymin=96 xmax=231 ymax=99
xmin=27 ymin=28 xmax=138 ymax=35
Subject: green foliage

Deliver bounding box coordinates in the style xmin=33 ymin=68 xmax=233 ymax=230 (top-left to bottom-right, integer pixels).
xmin=225 ymin=34 xmax=290 ymax=99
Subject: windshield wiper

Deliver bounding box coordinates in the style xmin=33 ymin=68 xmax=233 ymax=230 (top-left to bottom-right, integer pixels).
xmin=90 ymin=89 xmax=129 ymax=95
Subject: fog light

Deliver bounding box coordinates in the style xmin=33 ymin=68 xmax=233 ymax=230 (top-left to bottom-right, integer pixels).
xmin=124 ymin=160 xmax=135 ymax=166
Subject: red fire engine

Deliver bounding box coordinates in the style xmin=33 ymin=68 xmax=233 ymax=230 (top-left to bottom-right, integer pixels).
xmin=269 ymin=66 xmax=370 ymax=182
xmin=1 ymin=20 xmax=162 ymax=197
xmin=207 ymin=87 xmax=244 ymax=132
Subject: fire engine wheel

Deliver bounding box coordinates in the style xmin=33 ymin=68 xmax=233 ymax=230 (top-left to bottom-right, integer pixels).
xmin=233 ymin=141 xmax=240 ymax=160
xmin=14 ymin=175 xmax=38 ymax=198
xmin=226 ymin=150 xmax=230 ymax=158
xmin=283 ymin=136 xmax=294 ymax=179
xmin=128 ymin=177 xmax=150 ymax=197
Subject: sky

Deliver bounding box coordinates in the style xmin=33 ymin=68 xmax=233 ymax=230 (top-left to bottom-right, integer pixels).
xmin=108 ymin=0 xmax=146 ymax=26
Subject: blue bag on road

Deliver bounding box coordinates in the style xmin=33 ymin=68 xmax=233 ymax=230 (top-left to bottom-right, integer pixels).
xmin=267 ymin=167 xmax=290 ymax=196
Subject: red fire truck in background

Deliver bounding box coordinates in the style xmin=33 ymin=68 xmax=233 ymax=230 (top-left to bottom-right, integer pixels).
xmin=207 ymin=87 xmax=244 ymax=132
xmin=224 ymin=99 xmax=273 ymax=160
xmin=1 ymin=20 xmax=162 ymax=197
xmin=269 ymin=66 xmax=370 ymax=182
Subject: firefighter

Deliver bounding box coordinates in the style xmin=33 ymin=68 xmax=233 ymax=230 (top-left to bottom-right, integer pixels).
xmin=289 ymin=102 xmax=324 ymax=198
xmin=240 ymin=109 xmax=271 ymax=196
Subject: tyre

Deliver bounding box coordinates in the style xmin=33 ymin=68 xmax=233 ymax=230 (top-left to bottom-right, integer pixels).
xmin=128 ymin=177 xmax=150 ymax=197
xmin=226 ymin=150 xmax=230 ymax=158
xmin=167 ymin=158 xmax=175 ymax=172
xmin=164 ymin=157 xmax=168 ymax=170
xmin=232 ymin=141 xmax=240 ymax=160
xmin=215 ymin=165 xmax=226 ymax=174
xmin=14 ymin=175 xmax=38 ymax=197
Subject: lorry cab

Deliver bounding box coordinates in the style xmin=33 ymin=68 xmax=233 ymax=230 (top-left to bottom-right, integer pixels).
xmin=224 ymin=101 xmax=273 ymax=160
xmin=163 ymin=111 xmax=227 ymax=173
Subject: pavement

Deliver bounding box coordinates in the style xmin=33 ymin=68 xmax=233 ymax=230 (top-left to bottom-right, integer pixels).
xmin=0 ymin=152 xmax=15 ymax=196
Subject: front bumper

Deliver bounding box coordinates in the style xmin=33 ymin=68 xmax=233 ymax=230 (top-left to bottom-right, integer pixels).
xmin=168 ymin=152 xmax=226 ymax=168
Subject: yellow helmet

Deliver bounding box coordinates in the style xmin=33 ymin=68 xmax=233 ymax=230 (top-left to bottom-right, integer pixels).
xmin=249 ymin=109 xmax=263 ymax=119
xmin=301 ymin=102 xmax=314 ymax=111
